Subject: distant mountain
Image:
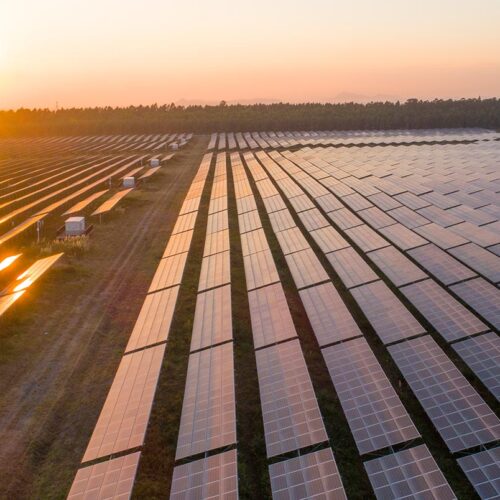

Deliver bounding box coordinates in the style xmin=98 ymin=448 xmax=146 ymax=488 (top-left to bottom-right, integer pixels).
xmin=175 ymin=98 xmax=281 ymax=106
xmin=332 ymin=92 xmax=400 ymax=103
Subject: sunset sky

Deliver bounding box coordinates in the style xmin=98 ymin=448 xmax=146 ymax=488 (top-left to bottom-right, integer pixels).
xmin=1 ymin=0 xmax=499 ymax=109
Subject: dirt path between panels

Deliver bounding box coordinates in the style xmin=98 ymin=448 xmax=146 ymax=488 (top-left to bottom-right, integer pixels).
xmin=0 ymin=137 xmax=207 ymax=499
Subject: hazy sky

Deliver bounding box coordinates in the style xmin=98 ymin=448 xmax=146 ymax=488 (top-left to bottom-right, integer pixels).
xmin=1 ymin=0 xmax=499 ymax=109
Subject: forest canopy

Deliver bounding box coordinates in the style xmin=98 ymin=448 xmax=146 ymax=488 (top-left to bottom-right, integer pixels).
xmin=0 ymin=99 xmax=499 ymax=137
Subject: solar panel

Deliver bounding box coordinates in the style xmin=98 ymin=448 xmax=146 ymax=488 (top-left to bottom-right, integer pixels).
xmin=190 ymin=285 xmax=232 ymax=352
xmin=275 ymin=227 xmax=310 ymax=255
xmin=400 ymin=279 xmax=487 ymax=342
xmin=298 ymin=208 xmax=330 ymax=231
xmin=148 ymin=252 xmax=188 ymax=293
xmin=379 ymin=223 xmax=428 ymax=251
xmin=387 ymin=206 xmax=430 ymax=229
xmin=327 ymin=247 xmax=379 ymax=289
xmin=82 ymin=344 xmax=166 ymax=462
xmin=316 ymin=193 xmax=344 ymax=212
xmin=450 ymin=278 xmax=500 ymax=329
xmin=248 ymin=282 xmax=297 ymax=349
xmin=269 ymin=209 xmax=296 ymax=233
xmin=263 ymin=194 xmax=288 ymax=214
xmin=408 ymin=243 xmax=476 ymax=285
xmin=394 ymin=191 xmax=431 ymax=210
xmin=208 ymin=195 xmax=228 ymax=215
xmin=206 ymin=210 xmax=229 ymax=234
xmin=176 ymin=343 xmax=236 ymax=459
xmin=203 ymin=229 xmax=230 ymax=257
xmin=327 ymin=208 xmax=363 ymax=230
xmin=288 ymin=194 xmax=315 ymax=213
xmin=234 ymin=179 xmax=253 ymax=199
xmin=269 ymin=448 xmax=347 ymax=500
xmin=449 ymin=221 xmax=500 ymax=248
xmin=172 ymin=212 xmax=197 ymax=235
xmin=299 ymin=282 xmax=362 ymax=346
xmin=345 ymin=224 xmax=390 ymax=252
xmin=364 ymin=445 xmax=456 ymax=500
xmin=255 ymin=339 xmax=328 ymax=457
xmin=125 ymin=286 xmax=179 ymax=353
xmin=163 ymin=230 xmax=194 ymax=258
xmin=68 ymin=452 xmax=140 ymax=500
xmin=351 ymin=281 xmax=425 ymax=344
xmin=243 ymin=250 xmax=280 ymax=291
xmin=285 ymin=249 xmax=330 ymax=290
xmin=417 ymin=205 xmax=462 ymax=227
xmin=358 ymin=206 xmax=396 ymax=229
xmin=450 ymin=243 xmax=500 ymax=283
xmin=343 ymin=193 xmax=373 ymax=211
xmin=388 ymin=336 xmax=500 ymax=452
xmin=310 ymin=226 xmax=349 ymax=253
xmin=170 ymin=449 xmax=238 ymax=500
xmin=211 ymin=180 xmax=228 ymax=199
xmin=323 ymin=337 xmax=420 ymax=454
xmin=198 ymin=251 xmax=231 ymax=292
xmin=457 ymin=447 xmax=500 ymax=500
xmin=238 ymin=210 xmax=262 ymax=234
xmin=367 ymin=245 xmax=427 ymax=287
xmin=241 ymin=228 xmax=270 ymax=256
xmin=452 ymin=332 xmax=500 ymax=401
xmin=368 ymin=192 xmax=402 ymax=211
xmin=236 ymin=195 xmax=258 ymax=215
xmin=415 ymin=223 xmax=467 ymax=249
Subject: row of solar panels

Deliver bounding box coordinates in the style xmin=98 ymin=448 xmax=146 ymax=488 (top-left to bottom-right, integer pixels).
xmin=170 ymin=153 xmax=238 ymax=499
xmin=239 ymin=147 xmax=498 ymax=498
xmin=210 ymin=129 xmax=500 ymax=151
xmin=0 ymin=133 xmax=190 ymax=156
xmin=67 ymin=153 xmax=212 ymax=499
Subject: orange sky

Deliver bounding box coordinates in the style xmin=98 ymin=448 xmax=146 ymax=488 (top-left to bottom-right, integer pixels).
xmin=1 ymin=0 xmax=499 ymax=109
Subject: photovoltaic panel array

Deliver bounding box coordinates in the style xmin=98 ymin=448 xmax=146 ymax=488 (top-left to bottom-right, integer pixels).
xmin=82 ymin=344 xmax=166 ymax=462
xmin=269 ymin=448 xmax=347 ymax=500
xmin=388 ymin=335 xmax=500 ymax=452
xmin=457 ymin=447 xmax=500 ymax=500
xmin=170 ymin=450 xmax=238 ymax=500
xmin=452 ymin=332 xmax=500 ymax=401
xmin=364 ymin=445 xmax=456 ymax=500
xmin=322 ymin=337 xmax=420 ymax=454
xmin=351 ymin=281 xmax=425 ymax=345
xmin=68 ymin=452 xmax=141 ymax=500
xmin=176 ymin=342 xmax=236 ymax=459
xmin=400 ymin=279 xmax=487 ymax=342
xmin=255 ymin=339 xmax=328 ymax=457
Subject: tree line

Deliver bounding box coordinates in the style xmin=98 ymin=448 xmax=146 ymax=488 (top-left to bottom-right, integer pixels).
xmin=0 ymin=99 xmax=499 ymax=137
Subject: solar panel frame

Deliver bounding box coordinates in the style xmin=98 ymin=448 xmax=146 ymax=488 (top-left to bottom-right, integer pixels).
xmin=450 ymin=278 xmax=500 ymax=330
xmin=170 ymin=449 xmax=238 ymax=500
xmin=388 ymin=336 xmax=500 ymax=452
xmin=364 ymin=445 xmax=456 ymax=500
xmin=351 ymin=281 xmax=426 ymax=344
xmin=243 ymin=250 xmax=280 ymax=291
xmin=326 ymin=247 xmax=379 ymax=289
xmin=255 ymin=339 xmax=328 ymax=457
xmin=285 ymin=248 xmax=330 ymax=290
xmin=190 ymin=284 xmax=233 ymax=352
xmin=400 ymin=279 xmax=487 ymax=342
xmin=82 ymin=344 xmax=166 ymax=462
xmin=176 ymin=343 xmax=236 ymax=459
xmin=125 ymin=286 xmax=179 ymax=353
xmin=148 ymin=252 xmax=188 ymax=293
xmin=68 ymin=452 xmax=140 ymax=500
xmin=323 ymin=337 xmax=420 ymax=454
xmin=198 ymin=250 xmax=231 ymax=292
xmin=457 ymin=447 xmax=500 ymax=500
xmin=367 ymin=245 xmax=427 ymax=287
xmin=248 ymin=282 xmax=298 ymax=349
xmin=269 ymin=448 xmax=347 ymax=500
xmin=452 ymin=332 xmax=500 ymax=401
